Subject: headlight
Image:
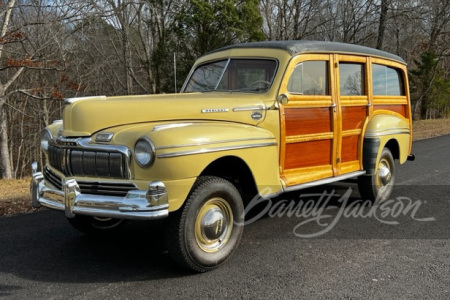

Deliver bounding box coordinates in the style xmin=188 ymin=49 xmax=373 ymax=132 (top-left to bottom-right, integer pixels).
xmin=134 ymin=138 xmax=155 ymax=168
xmin=41 ymin=129 xmax=52 ymax=153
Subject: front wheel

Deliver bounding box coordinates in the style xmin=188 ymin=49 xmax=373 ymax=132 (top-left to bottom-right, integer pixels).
xmin=165 ymin=176 xmax=244 ymax=272
xmin=358 ymin=147 xmax=396 ymax=203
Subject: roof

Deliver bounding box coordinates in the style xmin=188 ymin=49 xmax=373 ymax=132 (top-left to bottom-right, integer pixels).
xmin=210 ymin=40 xmax=405 ymax=63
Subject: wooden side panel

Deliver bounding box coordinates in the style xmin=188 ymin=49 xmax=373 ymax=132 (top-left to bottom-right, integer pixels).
xmin=341 ymin=106 xmax=366 ymax=131
xmin=374 ymin=105 xmax=407 ymax=117
xmin=285 ymin=108 xmax=332 ymax=136
xmin=341 ymin=135 xmax=359 ymax=163
xmin=285 ymin=140 xmax=332 ymax=169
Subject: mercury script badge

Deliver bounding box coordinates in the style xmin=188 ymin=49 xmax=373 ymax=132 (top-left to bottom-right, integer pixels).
xmin=201 ymin=108 xmax=229 ymax=113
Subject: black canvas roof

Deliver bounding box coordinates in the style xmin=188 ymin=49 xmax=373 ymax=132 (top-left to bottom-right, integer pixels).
xmin=211 ymin=40 xmax=405 ymax=63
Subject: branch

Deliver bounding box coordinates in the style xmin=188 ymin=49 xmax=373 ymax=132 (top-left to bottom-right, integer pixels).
xmin=4 ymin=66 xmax=24 ymax=91
xmin=3 ymin=100 xmax=33 ymax=117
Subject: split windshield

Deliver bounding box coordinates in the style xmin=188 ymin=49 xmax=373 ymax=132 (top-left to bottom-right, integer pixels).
xmin=183 ymin=59 xmax=277 ymax=93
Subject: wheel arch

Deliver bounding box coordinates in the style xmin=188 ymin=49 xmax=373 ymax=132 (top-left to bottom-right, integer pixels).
xmin=384 ymin=139 xmax=400 ymax=160
xmin=362 ymin=114 xmax=411 ymax=174
xmin=199 ymin=156 xmax=259 ymax=206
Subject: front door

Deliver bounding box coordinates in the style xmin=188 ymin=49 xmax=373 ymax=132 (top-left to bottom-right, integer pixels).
xmin=279 ymin=54 xmax=338 ymax=186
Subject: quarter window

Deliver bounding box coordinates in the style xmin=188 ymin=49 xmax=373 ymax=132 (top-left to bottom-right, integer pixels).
xmin=339 ymin=63 xmax=365 ymax=96
xmin=287 ymin=61 xmax=329 ymax=95
xmin=372 ymin=64 xmax=404 ymax=96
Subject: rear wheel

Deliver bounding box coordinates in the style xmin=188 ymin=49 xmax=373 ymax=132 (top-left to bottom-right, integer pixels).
xmin=358 ymin=147 xmax=395 ymax=203
xmin=67 ymin=215 xmax=125 ymax=235
xmin=165 ymin=176 xmax=244 ymax=272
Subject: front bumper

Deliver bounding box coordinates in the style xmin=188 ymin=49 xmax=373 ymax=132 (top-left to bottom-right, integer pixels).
xmin=31 ymin=162 xmax=169 ymax=220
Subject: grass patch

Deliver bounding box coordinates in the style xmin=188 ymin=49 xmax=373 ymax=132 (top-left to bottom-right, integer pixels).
xmin=0 ymin=178 xmax=41 ymax=217
xmin=0 ymin=118 xmax=449 ymax=217
xmin=413 ymin=118 xmax=450 ymax=141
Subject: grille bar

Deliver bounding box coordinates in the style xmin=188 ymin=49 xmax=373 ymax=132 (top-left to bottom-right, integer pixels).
xmin=79 ymin=181 xmax=137 ymax=197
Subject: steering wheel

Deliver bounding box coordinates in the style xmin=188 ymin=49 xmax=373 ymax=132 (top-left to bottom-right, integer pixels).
xmin=249 ymin=80 xmax=271 ymax=89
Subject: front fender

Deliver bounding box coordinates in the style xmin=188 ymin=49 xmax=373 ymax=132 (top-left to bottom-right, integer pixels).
xmin=111 ymin=120 xmax=281 ymax=186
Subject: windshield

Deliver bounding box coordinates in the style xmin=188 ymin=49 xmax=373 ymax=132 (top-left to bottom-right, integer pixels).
xmin=183 ymin=59 xmax=277 ymax=93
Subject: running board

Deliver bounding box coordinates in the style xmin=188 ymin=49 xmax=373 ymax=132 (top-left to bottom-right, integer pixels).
xmin=283 ymin=171 xmax=366 ymax=193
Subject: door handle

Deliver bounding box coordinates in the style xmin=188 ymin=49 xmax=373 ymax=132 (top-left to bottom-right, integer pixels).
xmin=330 ymin=103 xmax=337 ymax=112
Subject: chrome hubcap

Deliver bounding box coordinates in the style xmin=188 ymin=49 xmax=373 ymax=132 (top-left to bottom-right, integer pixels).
xmin=378 ymin=164 xmax=391 ymax=186
xmin=201 ymin=208 xmax=226 ymax=240
xmin=377 ymin=159 xmax=392 ymax=189
xmin=195 ymin=198 xmax=233 ymax=253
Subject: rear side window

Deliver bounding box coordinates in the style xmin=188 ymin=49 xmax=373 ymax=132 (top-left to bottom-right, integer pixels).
xmin=372 ymin=64 xmax=405 ymax=96
xmin=287 ymin=61 xmax=329 ymax=95
xmin=339 ymin=63 xmax=365 ymax=96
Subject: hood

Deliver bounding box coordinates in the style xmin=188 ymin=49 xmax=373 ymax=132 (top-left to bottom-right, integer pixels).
xmin=62 ymin=93 xmax=270 ymax=137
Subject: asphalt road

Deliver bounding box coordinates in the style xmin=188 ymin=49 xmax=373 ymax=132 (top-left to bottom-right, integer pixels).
xmin=1 ymin=135 xmax=450 ymax=299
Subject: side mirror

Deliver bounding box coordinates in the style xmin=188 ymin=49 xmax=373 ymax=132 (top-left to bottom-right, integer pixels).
xmin=277 ymin=94 xmax=289 ymax=106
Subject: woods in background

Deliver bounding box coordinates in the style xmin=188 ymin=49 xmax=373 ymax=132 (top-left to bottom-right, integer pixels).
xmin=1 ymin=0 xmax=449 ymax=179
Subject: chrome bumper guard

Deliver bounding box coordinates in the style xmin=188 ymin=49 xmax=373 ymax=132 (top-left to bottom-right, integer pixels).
xmin=31 ymin=162 xmax=169 ymax=220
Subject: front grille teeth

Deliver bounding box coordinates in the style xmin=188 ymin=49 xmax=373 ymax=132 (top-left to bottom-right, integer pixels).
xmin=43 ymin=167 xmax=137 ymax=197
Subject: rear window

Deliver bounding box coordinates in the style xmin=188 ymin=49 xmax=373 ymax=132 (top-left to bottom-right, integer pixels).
xmin=372 ymin=64 xmax=405 ymax=96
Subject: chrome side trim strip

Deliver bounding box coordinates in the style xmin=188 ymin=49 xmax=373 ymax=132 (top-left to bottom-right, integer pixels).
xmin=152 ymin=123 xmax=195 ymax=131
xmin=365 ymin=129 xmax=410 ymax=138
xmin=232 ymin=105 xmax=266 ymax=112
xmin=158 ymin=142 xmax=277 ymax=158
xmin=64 ymin=95 xmax=106 ymax=104
xmin=283 ymin=171 xmax=366 ymax=193
xmin=156 ymin=137 xmax=276 ymax=150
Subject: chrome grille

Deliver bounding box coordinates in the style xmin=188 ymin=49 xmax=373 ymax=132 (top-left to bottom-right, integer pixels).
xmin=48 ymin=144 xmax=127 ymax=179
xmin=43 ymin=167 xmax=137 ymax=197
xmin=77 ymin=181 xmax=138 ymax=197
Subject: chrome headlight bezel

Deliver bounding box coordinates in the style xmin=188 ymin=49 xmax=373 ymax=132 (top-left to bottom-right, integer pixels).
xmin=134 ymin=137 xmax=156 ymax=168
xmin=41 ymin=129 xmax=52 ymax=153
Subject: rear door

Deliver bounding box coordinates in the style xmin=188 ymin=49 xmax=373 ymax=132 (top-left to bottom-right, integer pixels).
xmin=335 ymin=55 xmax=371 ymax=175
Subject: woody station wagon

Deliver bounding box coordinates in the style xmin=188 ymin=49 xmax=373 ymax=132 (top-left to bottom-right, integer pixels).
xmin=31 ymin=41 xmax=415 ymax=272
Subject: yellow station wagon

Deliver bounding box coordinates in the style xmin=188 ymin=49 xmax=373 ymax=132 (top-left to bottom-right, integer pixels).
xmin=31 ymin=41 xmax=415 ymax=272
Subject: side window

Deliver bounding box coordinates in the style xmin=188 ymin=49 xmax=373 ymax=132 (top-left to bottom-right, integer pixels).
xmin=372 ymin=64 xmax=405 ymax=96
xmin=287 ymin=61 xmax=328 ymax=95
xmin=339 ymin=63 xmax=365 ymax=96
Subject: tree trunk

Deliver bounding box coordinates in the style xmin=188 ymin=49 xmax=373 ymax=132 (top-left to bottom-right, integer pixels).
xmin=376 ymin=0 xmax=389 ymax=50
xmin=0 ymin=98 xmax=13 ymax=179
